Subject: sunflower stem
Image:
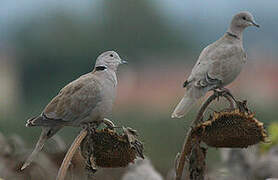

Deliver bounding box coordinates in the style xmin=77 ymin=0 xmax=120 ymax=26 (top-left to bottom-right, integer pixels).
xmin=175 ymin=90 xmax=237 ymax=180
xmin=56 ymin=129 xmax=88 ymax=180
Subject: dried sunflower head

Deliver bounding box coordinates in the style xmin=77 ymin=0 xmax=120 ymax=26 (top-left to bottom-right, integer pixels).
xmin=193 ymin=109 xmax=267 ymax=148
xmin=80 ymin=127 xmax=144 ymax=172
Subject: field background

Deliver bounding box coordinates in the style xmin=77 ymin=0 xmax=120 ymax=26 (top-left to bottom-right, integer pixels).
xmin=0 ymin=0 xmax=278 ymax=179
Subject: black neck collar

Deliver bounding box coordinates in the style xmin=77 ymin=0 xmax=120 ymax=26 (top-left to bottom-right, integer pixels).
xmin=226 ymin=32 xmax=239 ymax=39
xmin=95 ymin=66 xmax=107 ymax=71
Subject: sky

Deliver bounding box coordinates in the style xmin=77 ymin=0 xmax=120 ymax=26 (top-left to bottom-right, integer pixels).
xmin=2 ymin=0 xmax=278 ymax=27
xmin=2 ymin=0 xmax=278 ymax=23
xmin=1 ymin=0 xmax=278 ymax=57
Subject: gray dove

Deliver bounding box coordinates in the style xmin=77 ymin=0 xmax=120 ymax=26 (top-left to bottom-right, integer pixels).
xmin=172 ymin=11 xmax=259 ymax=118
xmin=21 ymin=51 xmax=127 ymax=170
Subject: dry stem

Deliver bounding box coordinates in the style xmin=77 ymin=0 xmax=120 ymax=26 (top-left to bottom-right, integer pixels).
xmin=175 ymin=91 xmax=237 ymax=180
xmin=56 ymin=129 xmax=88 ymax=180
xmin=187 ymin=142 xmax=207 ymax=180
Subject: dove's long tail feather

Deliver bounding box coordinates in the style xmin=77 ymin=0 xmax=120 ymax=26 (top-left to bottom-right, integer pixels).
xmin=21 ymin=126 xmax=61 ymax=170
xmin=171 ymin=93 xmax=196 ymax=118
xmin=171 ymin=86 xmax=207 ymax=118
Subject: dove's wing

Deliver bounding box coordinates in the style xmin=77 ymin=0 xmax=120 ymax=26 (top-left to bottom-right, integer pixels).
xmin=43 ymin=73 xmax=102 ymax=123
xmin=172 ymin=38 xmax=245 ymax=118
xmin=206 ymin=43 xmax=246 ymax=85
xmin=187 ymin=38 xmax=245 ymax=88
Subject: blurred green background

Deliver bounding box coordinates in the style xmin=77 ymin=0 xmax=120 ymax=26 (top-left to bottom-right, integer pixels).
xmin=1 ymin=0 xmax=278 ymax=177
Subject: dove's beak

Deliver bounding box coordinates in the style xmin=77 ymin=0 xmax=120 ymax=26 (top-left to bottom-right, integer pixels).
xmin=120 ymin=59 xmax=128 ymax=64
xmin=251 ymin=20 xmax=260 ymax=28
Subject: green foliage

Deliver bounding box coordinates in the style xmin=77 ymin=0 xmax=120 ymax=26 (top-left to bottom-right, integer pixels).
xmin=260 ymin=122 xmax=278 ymax=153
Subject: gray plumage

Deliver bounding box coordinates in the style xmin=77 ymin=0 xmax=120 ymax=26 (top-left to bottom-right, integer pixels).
xmin=122 ymin=159 xmax=163 ymax=180
xmin=21 ymin=51 xmax=127 ymax=170
xmin=172 ymin=11 xmax=259 ymax=118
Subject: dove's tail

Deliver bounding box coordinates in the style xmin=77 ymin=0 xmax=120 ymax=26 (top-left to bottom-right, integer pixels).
xmin=171 ymin=94 xmax=196 ymax=118
xmin=171 ymin=86 xmax=206 ymax=118
xmin=21 ymin=126 xmax=61 ymax=170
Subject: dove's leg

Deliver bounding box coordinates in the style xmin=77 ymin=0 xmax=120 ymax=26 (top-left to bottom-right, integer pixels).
xmin=213 ymin=89 xmax=224 ymax=101
xmin=218 ymin=87 xmax=237 ymax=102
xmin=219 ymin=87 xmax=231 ymax=94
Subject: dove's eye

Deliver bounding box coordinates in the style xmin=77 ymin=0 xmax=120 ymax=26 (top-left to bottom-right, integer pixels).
xmin=242 ymin=16 xmax=246 ymax=20
xmin=110 ymin=54 xmax=114 ymax=57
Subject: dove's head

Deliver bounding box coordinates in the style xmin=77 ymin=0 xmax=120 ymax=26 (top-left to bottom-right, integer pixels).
xmin=229 ymin=11 xmax=259 ymax=36
xmin=95 ymin=51 xmax=127 ymax=71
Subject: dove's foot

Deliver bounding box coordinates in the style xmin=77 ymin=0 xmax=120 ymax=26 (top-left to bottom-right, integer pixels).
xmin=219 ymin=87 xmax=237 ymax=104
xmin=213 ymin=88 xmax=236 ymax=102
xmin=213 ymin=89 xmax=224 ymax=101
xmin=219 ymin=87 xmax=232 ymax=96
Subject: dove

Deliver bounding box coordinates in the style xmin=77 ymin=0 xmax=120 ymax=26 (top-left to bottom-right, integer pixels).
xmin=171 ymin=11 xmax=259 ymax=118
xmin=21 ymin=50 xmax=127 ymax=170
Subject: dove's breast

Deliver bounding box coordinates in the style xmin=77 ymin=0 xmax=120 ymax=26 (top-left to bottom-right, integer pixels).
xmin=221 ymin=48 xmax=246 ymax=86
xmin=83 ymin=70 xmax=117 ymax=124
xmin=98 ymin=78 xmax=117 ymax=117
xmin=221 ymin=57 xmax=244 ymax=86
xmin=208 ymin=42 xmax=246 ymax=86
